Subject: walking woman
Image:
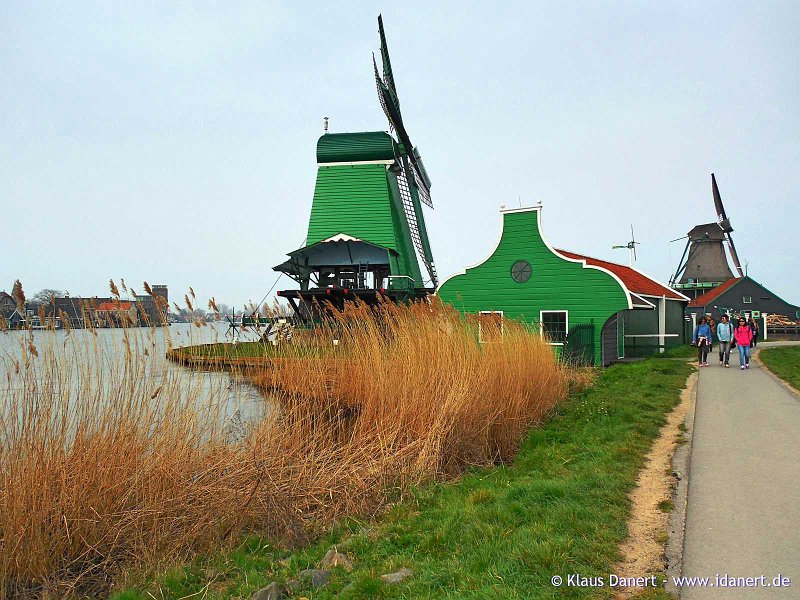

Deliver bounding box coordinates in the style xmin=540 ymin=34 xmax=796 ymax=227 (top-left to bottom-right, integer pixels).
xmin=734 ymin=316 xmax=754 ymax=370
xmin=716 ymin=314 xmax=734 ymax=367
xmin=693 ymin=317 xmax=712 ymax=367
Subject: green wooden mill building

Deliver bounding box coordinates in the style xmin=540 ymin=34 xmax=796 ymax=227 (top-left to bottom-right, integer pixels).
xmin=272 ymin=16 xmax=688 ymax=365
xmin=275 ymin=17 xmax=436 ymax=318
xmin=437 ymin=206 xmax=690 ymax=365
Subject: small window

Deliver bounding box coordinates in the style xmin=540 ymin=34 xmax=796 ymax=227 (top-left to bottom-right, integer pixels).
xmin=540 ymin=310 xmax=568 ymax=344
xmin=478 ymin=311 xmax=504 ymax=343
xmin=511 ymin=260 xmax=532 ymax=283
xmin=743 ymin=296 xmax=752 ymax=304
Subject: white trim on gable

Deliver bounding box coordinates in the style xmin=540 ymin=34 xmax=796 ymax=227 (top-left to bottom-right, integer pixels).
xmin=434 ymin=207 xmax=515 ymax=292
xmin=322 ymin=233 xmax=362 ymax=242
xmin=625 ymin=264 xmax=691 ymax=302
xmin=537 ymin=210 xmax=634 ymax=310
xmin=435 ymin=204 xmax=635 ymax=310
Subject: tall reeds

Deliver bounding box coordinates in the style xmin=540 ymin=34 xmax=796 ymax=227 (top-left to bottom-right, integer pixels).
xmin=0 ymin=297 xmax=565 ymax=598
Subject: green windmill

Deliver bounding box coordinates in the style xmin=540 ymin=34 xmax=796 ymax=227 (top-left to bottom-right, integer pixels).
xmin=275 ymin=15 xmax=437 ymax=319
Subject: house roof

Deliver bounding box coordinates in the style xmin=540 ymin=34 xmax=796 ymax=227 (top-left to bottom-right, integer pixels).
xmin=96 ymin=301 xmax=133 ymax=311
xmin=556 ymin=250 xmax=687 ymax=301
xmin=687 ymin=277 xmax=742 ymax=307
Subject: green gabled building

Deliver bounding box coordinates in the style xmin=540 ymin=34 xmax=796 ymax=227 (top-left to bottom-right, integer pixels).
xmin=437 ymin=206 xmax=689 ymax=365
xmin=275 ymin=17 xmax=437 ymax=319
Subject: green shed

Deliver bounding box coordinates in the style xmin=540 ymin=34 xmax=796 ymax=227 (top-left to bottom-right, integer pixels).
xmin=436 ymin=206 xmax=689 ymax=365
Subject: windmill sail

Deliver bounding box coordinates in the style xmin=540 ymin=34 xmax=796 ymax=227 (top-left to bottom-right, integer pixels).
xmin=378 ymin=15 xmax=398 ymax=99
xmin=711 ymin=173 xmax=743 ymax=277
xmin=373 ymin=15 xmax=437 ymax=285
xmin=373 ymin=16 xmax=433 ymax=208
xmin=726 ymin=233 xmax=744 ymax=277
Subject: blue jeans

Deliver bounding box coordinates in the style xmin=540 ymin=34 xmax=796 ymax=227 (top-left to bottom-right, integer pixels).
xmin=737 ymin=344 xmax=751 ymax=367
xmin=718 ymin=341 xmax=732 ymax=365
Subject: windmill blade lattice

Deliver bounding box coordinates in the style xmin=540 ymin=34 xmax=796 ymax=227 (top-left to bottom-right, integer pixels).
xmin=397 ymin=159 xmax=438 ymax=286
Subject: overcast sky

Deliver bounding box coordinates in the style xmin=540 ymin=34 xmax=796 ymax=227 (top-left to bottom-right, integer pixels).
xmin=2 ymin=1 xmax=798 ymax=310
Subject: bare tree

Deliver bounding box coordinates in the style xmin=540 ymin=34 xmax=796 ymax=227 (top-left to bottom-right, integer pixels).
xmin=29 ymin=289 xmax=66 ymax=308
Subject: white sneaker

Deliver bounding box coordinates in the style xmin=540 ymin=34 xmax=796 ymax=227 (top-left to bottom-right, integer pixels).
xmin=740 ymin=365 xmax=745 ymax=370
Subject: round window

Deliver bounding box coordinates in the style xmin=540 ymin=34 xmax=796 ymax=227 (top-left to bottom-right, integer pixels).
xmin=511 ymin=260 xmax=532 ymax=283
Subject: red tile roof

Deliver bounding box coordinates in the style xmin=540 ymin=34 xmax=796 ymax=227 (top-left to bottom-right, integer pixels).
xmin=687 ymin=277 xmax=741 ymax=307
xmin=96 ymin=301 xmax=133 ymax=311
xmin=556 ymin=250 xmax=687 ymax=301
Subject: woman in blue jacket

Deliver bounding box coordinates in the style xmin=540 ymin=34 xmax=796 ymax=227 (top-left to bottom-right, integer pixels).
xmin=693 ymin=317 xmax=712 ymax=367
xmin=715 ymin=314 xmax=735 ymax=367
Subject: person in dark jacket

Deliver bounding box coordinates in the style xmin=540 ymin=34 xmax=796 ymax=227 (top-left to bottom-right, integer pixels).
xmin=693 ymin=317 xmax=712 ymax=367
xmin=748 ymin=317 xmax=760 ymax=347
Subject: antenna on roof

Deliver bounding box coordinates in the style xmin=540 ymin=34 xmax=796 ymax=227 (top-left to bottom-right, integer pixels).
xmin=612 ymin=224 xmax=641 ymax=267
xmin=323 ymin=116 xmax=329 ymax=133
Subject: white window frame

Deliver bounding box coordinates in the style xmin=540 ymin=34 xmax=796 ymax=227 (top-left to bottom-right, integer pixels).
xmin=478 ymin=310 xmax=504 ymax=343
xmin=743 ymin=296 xmax=752 ymax=304
xmin=540 ymin=310 xmax=569 ymax=346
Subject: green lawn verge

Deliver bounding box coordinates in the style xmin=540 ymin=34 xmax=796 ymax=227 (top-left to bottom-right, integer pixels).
xmin=759 ymin=345 xmax=800 ymax=391
xmin=113 ymin=358 xmax=692 ymax=600
xmin=656 ymin=344 xmax=697 ymax=359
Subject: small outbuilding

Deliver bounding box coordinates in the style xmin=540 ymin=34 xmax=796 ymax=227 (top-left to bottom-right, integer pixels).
xmin=687 ymin=276 xmax=800 ymax=323
xmin=436 ymin=206 xmax=689 ymax=365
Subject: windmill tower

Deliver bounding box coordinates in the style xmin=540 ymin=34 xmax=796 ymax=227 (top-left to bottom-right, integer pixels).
xmin=274 ymin=16 xmax=437 ymax=320
xmin=670 ymin=174 xmax=744 ymax=299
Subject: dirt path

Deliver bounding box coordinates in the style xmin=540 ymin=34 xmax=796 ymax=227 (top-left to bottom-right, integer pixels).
xmin=613 ymin=370 xmax=697 ymax=597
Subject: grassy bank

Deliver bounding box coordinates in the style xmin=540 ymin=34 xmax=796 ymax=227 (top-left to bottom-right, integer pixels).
xmin=0 ymin=299 xmax=565 ymax=597
xmin=759 ymin=345 xmax=800 ymax=390
xmin=115 ymin=358 xmax=692 ymax=600
xmin=656 ymin=344 xmax=697 ymax=359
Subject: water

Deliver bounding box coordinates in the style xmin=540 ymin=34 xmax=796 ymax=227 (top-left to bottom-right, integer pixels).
xmin=0 ymin=322 xmax=270 ymax=440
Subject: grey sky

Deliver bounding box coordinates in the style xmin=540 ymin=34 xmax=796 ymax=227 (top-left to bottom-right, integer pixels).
xmin=2 ymin=2 xmax=798 ymax=309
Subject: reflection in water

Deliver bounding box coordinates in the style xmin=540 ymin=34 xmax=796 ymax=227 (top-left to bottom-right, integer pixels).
xmin=0 ymin=322 xmax=272 ymax=439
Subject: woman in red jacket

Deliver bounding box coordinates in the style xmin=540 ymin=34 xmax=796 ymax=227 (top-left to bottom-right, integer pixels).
xmin=733 ymin=316 xmax=754 ymax=370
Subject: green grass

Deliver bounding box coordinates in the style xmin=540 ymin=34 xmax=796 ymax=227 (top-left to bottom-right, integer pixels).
xmin=176 ymin=342 xmax=327 ymax=359
xmin=657 ymin=500 xmax=674 ymax=513
xmin=657 ymin=344 xmax=697 ymax=359
xmin=177 ymin=342 xmax=275 ymax=358
xmin=759 ymin=345 xmax=800 ymax=391
xmin=112 ymin=358 xmax=692 ymax=600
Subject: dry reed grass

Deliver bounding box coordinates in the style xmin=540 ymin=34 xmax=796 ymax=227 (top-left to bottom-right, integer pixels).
xmin=0 ymin=296 xmax=565 ymax=598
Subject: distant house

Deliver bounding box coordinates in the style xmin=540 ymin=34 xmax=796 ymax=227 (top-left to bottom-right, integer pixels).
xmin=95 ymin=301 xmax=138 ymax=326
xmin=3 ymin=309 xmax=27 ymax=329
xmin=0 ymin=291 xmax=16 ymax=317
xmin=687 ymin=276 xmax=800 ymax=322
xmin=39 ymin=297 xmax=105 ymax=328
